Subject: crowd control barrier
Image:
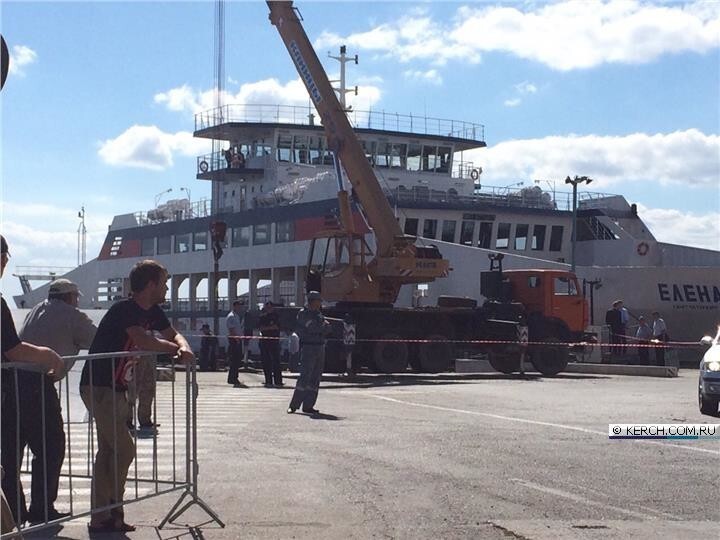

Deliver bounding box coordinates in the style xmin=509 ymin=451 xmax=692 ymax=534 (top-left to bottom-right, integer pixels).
xmin=0 ymin=351 xmax=223 ymax=538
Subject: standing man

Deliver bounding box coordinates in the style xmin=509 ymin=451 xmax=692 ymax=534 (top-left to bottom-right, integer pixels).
xmin=635 ymin=316 xmax=652 ymax=365
xmin=226 ymin=300 xmax=245 ymax=387
xmin=16 ymin=278 xmax=97 ymax=524
xmin=651 ymin=311 xmax=668 ymax=367
xmin=287 ymin=291 xmax=330 ymax=415
xmin=605 ymin=300 xmax=623 ymax=358
xmin=258 ymin=301 xmax=283 ymax=388
xmin=199 ymin=323 xmax=218 ymax=371
xmin=0 ymin=236 xmax=65 ymax=527
xmin=79 ymin=260 xmax=194 ymax=533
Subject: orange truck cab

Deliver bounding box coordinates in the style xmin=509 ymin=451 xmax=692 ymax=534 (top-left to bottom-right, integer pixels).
xmin=502 ymin=269 xmax=588 ymax=338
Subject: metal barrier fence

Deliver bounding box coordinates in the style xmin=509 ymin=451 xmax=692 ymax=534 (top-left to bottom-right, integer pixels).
xmin=0 ymin=351 xmax=222 ymax=538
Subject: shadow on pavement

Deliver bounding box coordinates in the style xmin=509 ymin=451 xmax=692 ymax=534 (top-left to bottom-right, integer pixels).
xmin=302 ymin=372 xmax=608 ymax=390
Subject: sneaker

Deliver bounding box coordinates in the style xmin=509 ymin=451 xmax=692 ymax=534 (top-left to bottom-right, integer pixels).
xmin=274 ymin=382 xmax=285 ymax=387
xmin=287 ymin=407 xmax=296 ymax=414
xmin=264 ymin=382 xmax=273 ymax=388
xmin=139 ymin=422 xmax=161 ymax=429
xmin=302 ymin=408 xmax=320 ymax=415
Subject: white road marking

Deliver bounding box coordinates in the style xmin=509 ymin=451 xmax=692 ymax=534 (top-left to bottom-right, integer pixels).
xmin=511 ymin=478 xmax=659 ymax=520
xmin=366 ymin=394 xmax=720 ymax=455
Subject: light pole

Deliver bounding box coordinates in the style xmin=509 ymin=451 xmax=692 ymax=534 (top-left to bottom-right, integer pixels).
xmin=154 ymin=188 xmax=173 ymax=208
xmin=564 ymin=175 xmax=593 ymax=273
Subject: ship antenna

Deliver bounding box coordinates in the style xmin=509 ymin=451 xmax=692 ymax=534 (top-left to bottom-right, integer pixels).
xmin=77 ymin=206 xmax=87 ymax=266
xmin=328 ymin=45 xmax=358 ymax=112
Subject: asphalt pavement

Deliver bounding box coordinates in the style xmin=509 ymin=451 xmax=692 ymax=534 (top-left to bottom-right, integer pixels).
xmin=23 ymin=368 xmax=719 ymax=540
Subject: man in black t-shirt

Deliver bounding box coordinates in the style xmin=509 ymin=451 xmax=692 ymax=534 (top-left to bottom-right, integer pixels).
xmin=1 ymin=236 xmax=64 ymax=527
xmin=258 ymin=301 xmax=283 ymax=387
xmin=79 ymin=259 xmax=194 ymax=534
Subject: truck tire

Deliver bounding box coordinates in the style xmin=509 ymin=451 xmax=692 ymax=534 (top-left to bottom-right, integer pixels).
xmin=373 ymin=333 xmax=408 ymax=373
xmin=699 ymin=392 xmax=719 ymax=416
xmin=488 ymin=350 xmax=521 ymax=374
xmin=531 ymin=336 xmax=569 ymax=376
xmin=418 ymin=334 xmax=453 ymax=373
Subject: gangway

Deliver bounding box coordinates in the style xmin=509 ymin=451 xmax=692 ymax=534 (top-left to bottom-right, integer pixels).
xmin=13 ymin=266 xmax=74 ymax=294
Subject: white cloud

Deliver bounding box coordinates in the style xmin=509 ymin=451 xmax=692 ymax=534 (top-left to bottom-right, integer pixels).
xmin=155 ymin=77 xmax=382 ymax=117
xmin=318 ymin=1 xmax=719 ymax=71
xmin=468 ymin=129 xmax=719 ymax=188
xmin=504 ymin=98 xmax=521 ymax=107
xmin=8 ymin=45 xmax=37 ymax=76
xmin=97 ymin=125 xmax=211 ymax=171
xmin=403 ymin=69 xmax=443 ymax=85
xmin=515 ymin=81 xmax=537 ymax=94
xmin=637 ymin=205 xmax=720 ymax=251
xmin=0 ymin=201 xmax=112 ymax=283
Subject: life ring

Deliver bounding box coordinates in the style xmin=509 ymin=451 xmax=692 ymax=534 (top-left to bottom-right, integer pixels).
xmin=637 ymin=242 xmax=649 ymax=256
xmin=470 ymin=168 xmax=480 ymax=181
xmin=199 ymin=160 xmax=209 ymax=173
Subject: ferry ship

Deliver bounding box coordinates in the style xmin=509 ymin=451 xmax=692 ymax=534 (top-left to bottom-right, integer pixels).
xmin=12 ymin=62 xmax=719 ymax=361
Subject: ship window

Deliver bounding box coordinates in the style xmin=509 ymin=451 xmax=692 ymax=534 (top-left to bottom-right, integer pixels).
xmin=141 ymin=237 xmax=154 ymax=256
xmin=292 ymin=135 xmax=309 ymax=164
xmin=174 ymin=233 xmax=191 ymax=253
xmin=437 ymin=146 xmax=452 ymax=173
xmin=532 ymin=225 xmax=546 ymax=251
xmin=309 ymin=136 xmax=324 ymax=164
xmin=422 ymin=145 xmax=437 ymax=172
xmin=406 ymin=143 xmax=422 ymax=171
xmin=404 ymin=218 xmax=419 ymax=236
xmin=109 ymin=236 xmax=122 ymax=257
xmin=376 ymin=142 xmax=391 ymax=167
xmin=193 ymin=231 xmax=208 ymax=251
xmin=514 ymin=224 xmax=529 ymax=250
xmin=361 ymin=139 xmax=376 ymax=166
xmin=549 ymin=225 xmax=564 ymax=252
xmin=157 ymin=236 xmax=171 ymax=255
xmin=528 ymin=276 xmax=541 ymax=288
xmin=441 ymin=220 xmax=457 ymax=243
xmin=276 ymin=221 xmax=294 ymax=243
xmin=478 ymin=222 xmax=493 ymax=249
xmin=390 ymin=143 xmax=407 ymax=168
xmin=554 ymin=276 xmax=578 ymax=296
xmin=232 ymin=226 xmax=250 ymax=247
xmin=495 ymin=223 xmax=511 ymax=249
xmin=422 ymin=219 xmax=437 ymax=239
xmin=253 ymin=223 xmax=271 ymax=245
xmin=460 ymin=221 xmax=474 ymax=246
xmin=277 ymin=134 xmax=292 ymax=162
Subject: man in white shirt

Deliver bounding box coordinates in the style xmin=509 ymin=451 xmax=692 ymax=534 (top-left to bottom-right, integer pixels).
xmin=651 ymin=311 xmax=668 ymax=366
xmin=226 ymin=300 xmax=246 ymax=387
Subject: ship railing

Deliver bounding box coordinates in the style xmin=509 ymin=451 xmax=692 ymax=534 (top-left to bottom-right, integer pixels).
xmin=452 ymin=161 xmax=479 ymax=180
xmin=196 ymin=151 xmax=271 ymax=175
xmin=173 ymin=297 xmax=230 ymax=313
xmin=13 ymin=266 xmax=75 ymax=277
xmin=132 ymin=199 xmax=212 ymax=227
xmin=195 ymin=103 xmax=485 ymax=141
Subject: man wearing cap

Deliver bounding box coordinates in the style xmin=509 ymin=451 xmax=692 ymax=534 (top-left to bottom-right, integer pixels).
xmin=0 ymin=235 xmax=65 ymax=526
xmin=288 ymin=291 xmax=330 ymax=415
xmin=258 ymin=301 xmax=283 ymax=388
xmin=15 ymin=278 xmax=97 ymax=524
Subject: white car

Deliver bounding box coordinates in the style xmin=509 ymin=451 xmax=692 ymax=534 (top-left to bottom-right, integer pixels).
xmin=699 ymin=334 xmax=720 ymax=416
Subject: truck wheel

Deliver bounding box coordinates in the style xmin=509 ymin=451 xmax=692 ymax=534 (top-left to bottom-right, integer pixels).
xmin=373 ymin=333 xmax=408 ymax=373
xmin=488 ymin=350 xmax=520 ymax=374
xmin=531 ymin=337 xmax=569 ymax=376
xmin=418 ymin=334 xmax=453 ymax=373
xmin=699 ymin=392 xmax=720 ymax=416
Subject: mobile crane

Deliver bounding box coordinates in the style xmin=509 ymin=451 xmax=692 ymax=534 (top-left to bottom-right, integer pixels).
xmin=267 ymin=1 xmax=586 ymax=376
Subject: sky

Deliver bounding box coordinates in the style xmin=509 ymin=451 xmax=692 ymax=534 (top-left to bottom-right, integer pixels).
xmin=1 ymin=0 xmax=719 ymax=300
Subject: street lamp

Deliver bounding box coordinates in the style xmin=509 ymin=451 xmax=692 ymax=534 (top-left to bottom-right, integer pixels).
xmin=180 ymin=186 xmax=192 ymax=203
xmin=564 ymin=175 xmax=593 ymax=273
xmin=154 ymin=188 xmax=173 ymax=208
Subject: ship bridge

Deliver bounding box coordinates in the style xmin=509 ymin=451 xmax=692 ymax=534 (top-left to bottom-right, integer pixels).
xmin=192 ymin=103 xmax=486 ymax=181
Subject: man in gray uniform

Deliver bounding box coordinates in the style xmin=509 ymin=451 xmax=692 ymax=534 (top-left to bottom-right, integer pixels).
xmin=287 ymin=291 xmax=330 ymax=415
xmin=17 ymin=278 xmax=97 ymax=524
